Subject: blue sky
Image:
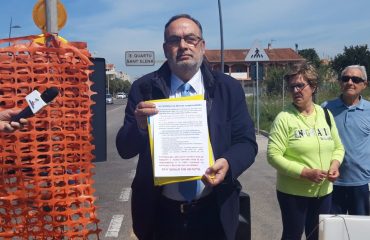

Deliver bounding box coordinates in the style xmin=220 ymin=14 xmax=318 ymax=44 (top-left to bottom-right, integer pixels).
xmin=1 ymin=0 xmax=369 ymax=79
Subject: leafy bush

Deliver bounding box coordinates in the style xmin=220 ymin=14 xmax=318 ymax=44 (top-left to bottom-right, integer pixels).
xmin=246 ymin=81 xmax=370 ymax=132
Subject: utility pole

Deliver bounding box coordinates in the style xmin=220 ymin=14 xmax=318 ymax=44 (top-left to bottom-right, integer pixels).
xmin=218 ymin=0 xmax=224 ymax=73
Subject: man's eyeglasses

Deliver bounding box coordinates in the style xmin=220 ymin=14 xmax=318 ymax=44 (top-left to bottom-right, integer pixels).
xmin=165 ymin=35 xmax=203 ymax=47
xmin=288 ymin=83 xmax=309 ymax=92
xmin=341 ymin=75 xmax=365 ymax=84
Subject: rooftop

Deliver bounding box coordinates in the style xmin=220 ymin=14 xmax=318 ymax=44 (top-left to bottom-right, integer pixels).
xmin=205 ymin=48 xmax=305 ymax=63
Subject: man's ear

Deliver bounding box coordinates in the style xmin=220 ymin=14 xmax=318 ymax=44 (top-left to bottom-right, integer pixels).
xmin=201 ymin=40 xmax=206 ymax=55
xmin=163 ymin=43 xmax=168 ymax=59
xmin=361 ymin=81 xmax=369 ymax=92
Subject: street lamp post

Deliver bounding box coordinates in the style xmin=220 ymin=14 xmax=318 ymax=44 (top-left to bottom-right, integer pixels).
xmin=8 ymin=17 xmax=21 ymax=46
xmin=107 ymin=76 xmax=110 ymax=94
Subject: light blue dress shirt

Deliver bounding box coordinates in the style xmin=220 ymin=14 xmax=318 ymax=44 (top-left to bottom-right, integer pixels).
xmin=161 ymin=69 xmax=212 ymax=201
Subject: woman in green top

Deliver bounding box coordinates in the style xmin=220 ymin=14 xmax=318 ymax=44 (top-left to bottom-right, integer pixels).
xmin=267 ymin=63 xmax=344 ymax=240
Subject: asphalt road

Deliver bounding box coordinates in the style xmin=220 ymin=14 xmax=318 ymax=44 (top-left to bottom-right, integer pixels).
xmin=93 ymin=99 xmax=282 ymax=239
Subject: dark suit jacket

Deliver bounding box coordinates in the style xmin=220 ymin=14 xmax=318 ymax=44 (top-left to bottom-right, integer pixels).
xmin=116 ymin=61 xmax=257 ymax=240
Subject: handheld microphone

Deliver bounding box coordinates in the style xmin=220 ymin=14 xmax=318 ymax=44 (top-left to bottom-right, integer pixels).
xmin=10 ymin=87 xmax=59 ymax=122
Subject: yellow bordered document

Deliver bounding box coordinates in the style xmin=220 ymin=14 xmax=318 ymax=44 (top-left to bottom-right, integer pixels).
xmin=147 ymin=95 xmax=214 ymax=186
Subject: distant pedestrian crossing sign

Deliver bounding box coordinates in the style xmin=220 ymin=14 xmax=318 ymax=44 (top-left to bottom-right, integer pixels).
xmin=245 ymin=42 xmax=269 ymax=62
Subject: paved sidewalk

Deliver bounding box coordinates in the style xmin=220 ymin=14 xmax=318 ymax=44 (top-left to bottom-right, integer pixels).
xmin=239 ymin=134 xmax=282 ymax=240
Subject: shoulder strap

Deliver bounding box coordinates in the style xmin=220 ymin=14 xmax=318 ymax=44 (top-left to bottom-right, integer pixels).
xmin=323 ymin=107 xmax=331 ymax=130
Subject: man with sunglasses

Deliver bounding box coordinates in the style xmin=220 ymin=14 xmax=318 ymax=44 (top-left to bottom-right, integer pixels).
xmin=322 ymin=65 xmax=370 ymax=215
xmin=116 ymin=14 xmax=257 ymax=240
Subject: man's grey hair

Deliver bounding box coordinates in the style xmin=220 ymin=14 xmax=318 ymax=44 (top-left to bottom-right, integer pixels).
xmin=341 ymin=65 xmax=368 ymax=81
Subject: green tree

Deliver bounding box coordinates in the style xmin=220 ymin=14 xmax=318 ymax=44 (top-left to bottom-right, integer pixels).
xmin=121 ymin=80 xmax=131 ymax=93
xmin=264 ymin=66 xmax=287 ymax=94
xmin=108 ymin=78 xmax=117 ymax=94
xmin=331 ymin=45 xmax=370 ymax=76
xmin=108 ymin=78 xmax=131 ymax=94
xmin=298 ymin=48 xmax=321 ymax=68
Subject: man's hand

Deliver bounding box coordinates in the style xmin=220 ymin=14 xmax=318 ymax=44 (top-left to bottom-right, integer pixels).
xmin=134 ymin=102 xmax=158 ymax=130
xmin=301 ymin=167 xmax=327 ymax=184
xmin=202 ymin=158 xmax=229 ymax=187
xmin=0 ymin=109 xmax=27 ymax=133
xmin=327 ymin=160 xmax=340 ymax=182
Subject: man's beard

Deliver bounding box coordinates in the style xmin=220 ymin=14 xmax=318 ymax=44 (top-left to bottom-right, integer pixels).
xmin=168 ymin=56 xmax=203 ymax=77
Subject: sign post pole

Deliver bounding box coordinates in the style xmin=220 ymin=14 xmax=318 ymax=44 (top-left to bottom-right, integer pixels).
xmin=45 ymin=0 xmax=58 ymax=34
xmin=282 ymin=78 xmax=285 ymax=109
xmin=256 ymin=62 xmax=259 ymax=134
xmin=245 ymin=41 xmax=269 ymax=135
xmin=253 ymin=78 xmax=256 ymax=122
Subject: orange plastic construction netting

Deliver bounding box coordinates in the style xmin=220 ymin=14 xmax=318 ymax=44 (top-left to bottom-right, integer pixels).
xmin=0 ymin=35 xmax=100 ymax=239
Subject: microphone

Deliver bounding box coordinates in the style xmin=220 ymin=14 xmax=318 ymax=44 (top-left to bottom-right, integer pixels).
xmin=11 ymin=87 xmax=59 ymax=122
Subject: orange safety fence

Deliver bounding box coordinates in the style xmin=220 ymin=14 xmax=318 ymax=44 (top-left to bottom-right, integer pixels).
xmin=0 ymin=34 xmax=100 ymax=239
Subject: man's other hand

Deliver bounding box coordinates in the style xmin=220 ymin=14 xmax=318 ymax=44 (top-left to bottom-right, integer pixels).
xmin=202 ymin=158 xmax=229 ymax=187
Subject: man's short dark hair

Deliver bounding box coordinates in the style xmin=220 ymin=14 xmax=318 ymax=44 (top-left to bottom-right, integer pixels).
xmin=164 ymin=14 xmax=203 ymax=39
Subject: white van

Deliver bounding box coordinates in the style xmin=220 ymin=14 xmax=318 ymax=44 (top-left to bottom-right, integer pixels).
xmin=116 ymin=92 xmax=126 ymax=99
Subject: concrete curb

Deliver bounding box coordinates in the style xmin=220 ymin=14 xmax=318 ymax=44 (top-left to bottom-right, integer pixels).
xmin=255 ymin=129 xmax=269 ymax=138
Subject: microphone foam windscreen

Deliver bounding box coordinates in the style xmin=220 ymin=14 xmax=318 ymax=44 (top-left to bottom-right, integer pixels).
xmin=40 ymin=87 xmax=59 ymax=103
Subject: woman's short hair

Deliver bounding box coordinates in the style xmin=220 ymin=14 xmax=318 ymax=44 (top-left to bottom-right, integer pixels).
xmin=341 ymin=65 xmax=367 ymax=81
xmin=284 ymin=62 xmax=318 ymax=88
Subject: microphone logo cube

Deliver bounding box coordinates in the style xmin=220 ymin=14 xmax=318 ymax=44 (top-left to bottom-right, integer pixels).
xmin=25 ymin=90 xmax=47 ymax=114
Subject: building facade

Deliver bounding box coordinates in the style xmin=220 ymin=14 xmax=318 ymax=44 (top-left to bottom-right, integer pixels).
xmin=205 ymin=47 xmax=305 ymax=93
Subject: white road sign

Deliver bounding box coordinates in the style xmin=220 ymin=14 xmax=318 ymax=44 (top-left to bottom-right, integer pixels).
xmin=125 ymin=51 xmax=155 ymax=66
xmin=245 ymin=42 xmax=269 ymax=62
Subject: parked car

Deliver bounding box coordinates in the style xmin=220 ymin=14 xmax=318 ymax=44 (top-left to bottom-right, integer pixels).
xmin=106 ymin=94 xmax=113 ymax=104
xmin=116 ymin=92 xmax=126 ymax=99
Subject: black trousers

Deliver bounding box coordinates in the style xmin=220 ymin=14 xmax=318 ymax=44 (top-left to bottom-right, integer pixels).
xmin=331 ymin=184 xmax=370 ymax=215
xmin=277 ymin=191 xmax=332 ymax=240
xmin=155 ymin=193 xmax=226 ymax=240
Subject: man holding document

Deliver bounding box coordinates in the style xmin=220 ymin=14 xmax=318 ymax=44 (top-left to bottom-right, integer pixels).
xmin=116 ymin=14 xmax=257 ymax=240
